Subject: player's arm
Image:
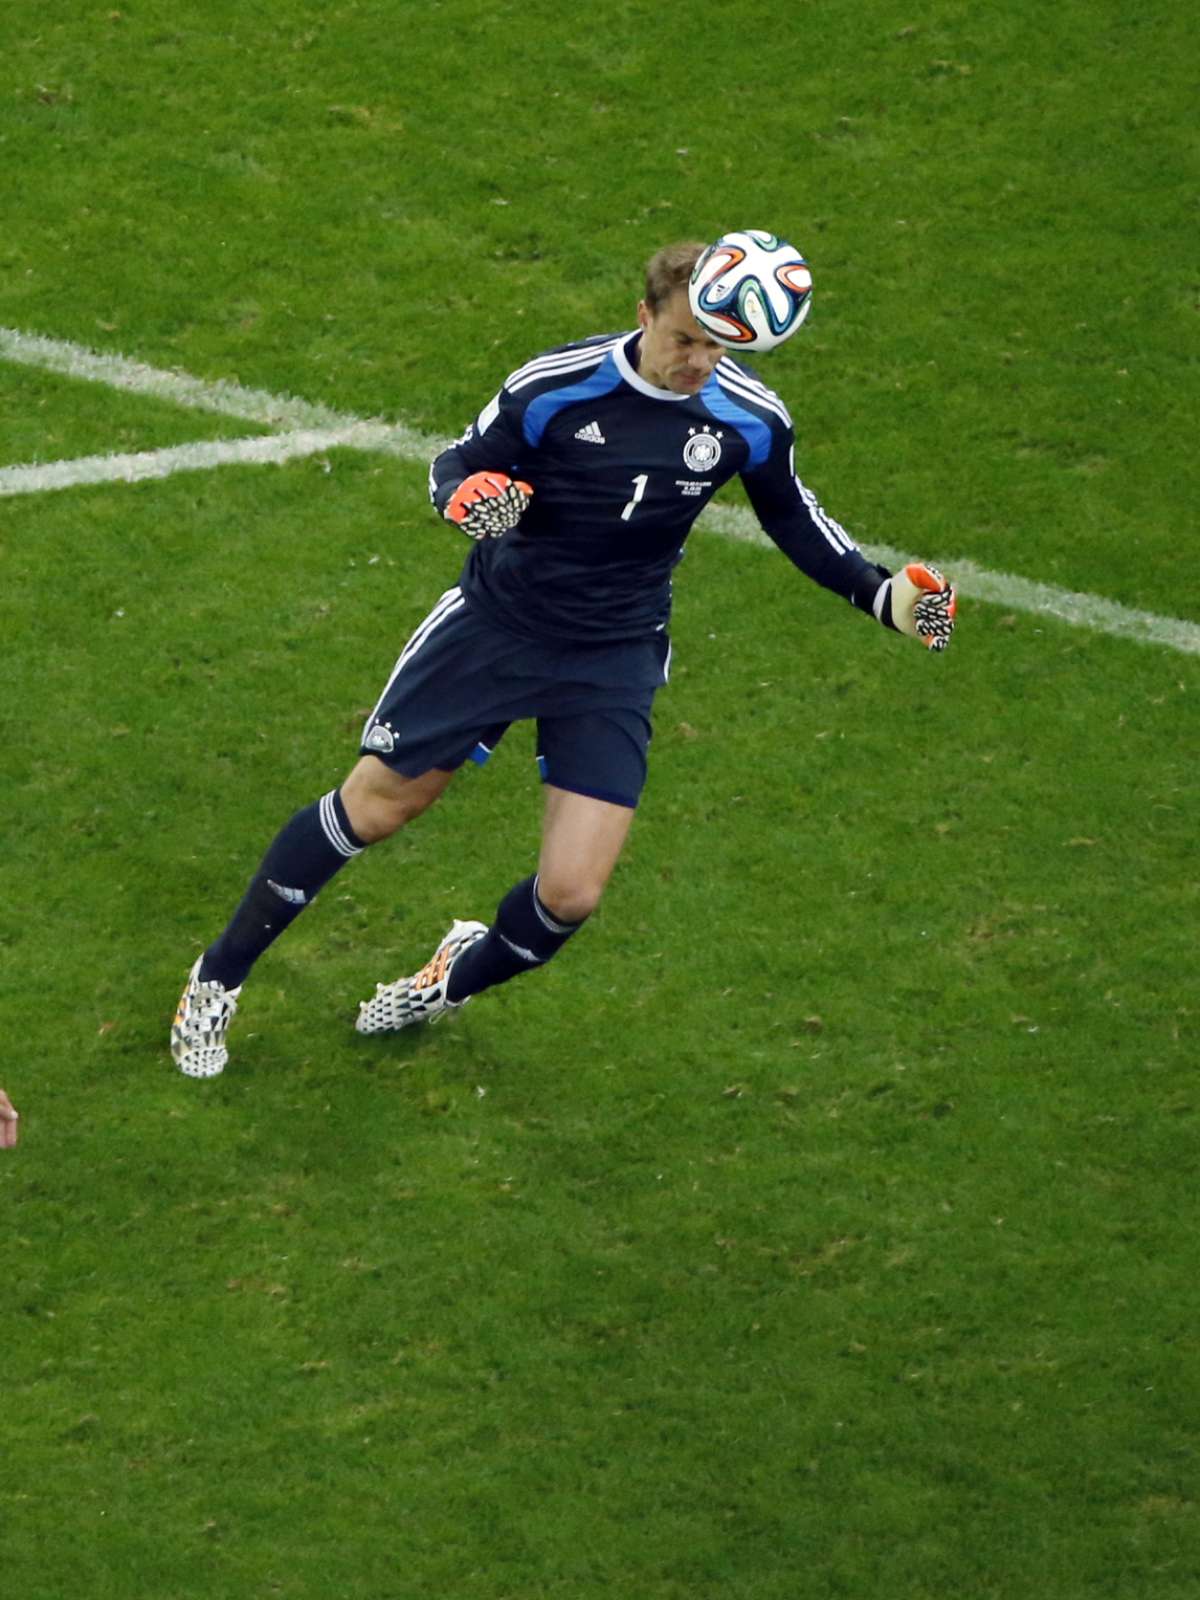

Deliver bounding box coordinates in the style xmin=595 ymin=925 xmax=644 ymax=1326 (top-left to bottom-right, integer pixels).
xmin=740 ymin=431 xmax=890 ymax=614
xmin=0 ymin=1087 xmax=18 ymax=1149
xmin=742 ymin=428 xmax=956 ymax=649
xmin=429 ymin=387 xmax=534 ymax=540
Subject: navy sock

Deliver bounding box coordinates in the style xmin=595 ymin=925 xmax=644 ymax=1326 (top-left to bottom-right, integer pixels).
xmin=447 ymin=875 xmax=583 ymax=1003
xmin=201 ymin=790 xmax=366 ymax=990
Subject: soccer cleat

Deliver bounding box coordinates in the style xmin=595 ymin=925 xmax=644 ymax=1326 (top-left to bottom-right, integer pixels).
xmin=171 ymin=957 xmax=242 ymax=1078
xmin=355 ymin=919 xmax=487 ymax=1034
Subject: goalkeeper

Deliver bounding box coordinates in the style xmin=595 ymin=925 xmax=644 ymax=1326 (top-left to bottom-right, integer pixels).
xmin=171 ymin=239 xmax=956 ymax=1077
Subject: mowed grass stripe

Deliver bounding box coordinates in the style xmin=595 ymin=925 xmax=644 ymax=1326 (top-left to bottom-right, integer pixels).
xmin=3 ymin=324 xmax=1198 ymax=659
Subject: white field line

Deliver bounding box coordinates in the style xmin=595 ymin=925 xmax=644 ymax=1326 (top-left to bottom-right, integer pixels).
xmin=0 ymin=423 xmax=408 ymax=497
xmin=702 ymin=508 xmax=1200 ymax=658
xmin=0 ymin=325 xmax=428 ymax=454
xmin=2 ymin=325 xmax=1198 ymax=659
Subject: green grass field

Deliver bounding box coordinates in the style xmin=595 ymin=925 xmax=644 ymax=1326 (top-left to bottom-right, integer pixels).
xmin=3 ymin=4 xmax=1197 ymax=1597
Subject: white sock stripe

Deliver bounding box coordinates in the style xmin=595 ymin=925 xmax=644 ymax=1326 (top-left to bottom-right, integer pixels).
xmin=531 ymin=877 xmax=580 ymax=935
xmin=319 ymin=791 xmax=363 ymax=857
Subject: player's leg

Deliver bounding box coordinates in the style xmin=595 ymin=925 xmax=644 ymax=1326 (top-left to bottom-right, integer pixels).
xmin=355 ymin=786 xmax=635 ymax=1032
xmin=356 ymin=708 xmax=646 ymax=1032
xmin=340 ymin=756 xmax=455 ymax=843
xmin=201 ymin=759 xmax=452 ymax=989
xmin=444 ymin=784 xmax=634 ymax=998
xmin=172 ymin=761 xmax=452 ymax=1077
xmin=172 ymin=585 xmax=521 ymax=1075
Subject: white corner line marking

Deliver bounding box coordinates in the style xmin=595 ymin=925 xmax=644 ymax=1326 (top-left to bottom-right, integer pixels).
xmin=0 ymin=423 xmax=408 ymax=498
xmin=2 ymin=325 xmax=1197 ymax=658
xmin=0 ymin=324 xmax=432 ymax=453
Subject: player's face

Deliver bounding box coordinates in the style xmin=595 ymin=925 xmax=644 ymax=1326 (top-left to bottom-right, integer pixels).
xmin=636 ymin=290 xmax=726 ymax=394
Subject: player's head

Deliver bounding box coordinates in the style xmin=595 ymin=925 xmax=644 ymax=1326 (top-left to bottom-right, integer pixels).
xmin=637 ymin=240 xmax=726 ymax=394
xmin=643 ymin=241 xmax=707 ymax=317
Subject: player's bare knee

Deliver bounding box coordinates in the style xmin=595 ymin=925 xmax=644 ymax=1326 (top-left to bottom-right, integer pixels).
xmin=341 ymin=758 xmax=447 ymax=843
xmin=347 ymin=797 xmax=404 ymax=844
xmin=537 ymin=875 xmax=605 ymax=926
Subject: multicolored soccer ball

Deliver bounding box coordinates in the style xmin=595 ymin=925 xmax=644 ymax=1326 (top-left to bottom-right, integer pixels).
xmin=688 ymin=229 xmax=813 ymax=352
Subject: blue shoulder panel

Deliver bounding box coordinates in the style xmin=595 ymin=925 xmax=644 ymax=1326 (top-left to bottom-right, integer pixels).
xmin=523 ymin=356 xmax=625 ymax=449
xmin=702 ymin=380 xmax=773 ymax=470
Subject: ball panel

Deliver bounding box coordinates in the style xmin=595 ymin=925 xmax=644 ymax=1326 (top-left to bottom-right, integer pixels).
xmin=688 ymin=229 xmax=812 ymax=353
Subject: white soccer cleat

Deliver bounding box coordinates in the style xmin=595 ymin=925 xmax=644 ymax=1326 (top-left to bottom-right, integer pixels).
xmin=356 ymin=919 xmax=487 ymax=1034
xmin=171 ymin=957 xmax=242 ymax=1078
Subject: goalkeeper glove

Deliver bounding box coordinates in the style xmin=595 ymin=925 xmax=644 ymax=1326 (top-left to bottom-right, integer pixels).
xmin=876 ymin=561 xmax=957 ymax=652
xmin=444 ymin=471 xmax=533 ymax=540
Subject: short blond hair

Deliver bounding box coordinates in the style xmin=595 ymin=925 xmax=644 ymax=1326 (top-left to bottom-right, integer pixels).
xmin=644 ymin=241 xmax=708 ymax=313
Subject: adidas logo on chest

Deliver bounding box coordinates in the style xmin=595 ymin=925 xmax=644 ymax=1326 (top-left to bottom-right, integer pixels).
xmin=573 ymin=420 xmax=607 ymax=445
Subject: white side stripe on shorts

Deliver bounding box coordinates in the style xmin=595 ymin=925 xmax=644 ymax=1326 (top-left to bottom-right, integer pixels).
xmin=361 ymin=587 xmax=466 ymax=741
xmin=319 ymin=790 xmax=364 ymax=858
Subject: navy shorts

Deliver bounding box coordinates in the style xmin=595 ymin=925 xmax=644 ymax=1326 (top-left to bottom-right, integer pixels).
xmin=359 ymin=588 xmax=671 ymax=809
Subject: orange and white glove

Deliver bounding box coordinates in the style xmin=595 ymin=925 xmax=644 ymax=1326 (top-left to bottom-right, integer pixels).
xmin=877 ymin=561 xmax=957 ymax=652
xmin=443 ymin=471 xmax=533 ymax=540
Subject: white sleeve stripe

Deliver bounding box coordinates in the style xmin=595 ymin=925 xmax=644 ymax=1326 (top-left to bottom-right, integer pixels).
xmin=716 ymin=361 xmax=793 ymax=427
xmin=475 ymin=393 xmax=502 ymax=435
xmin=796 ymin=477 xmax=857 ymax=553
xmin=506 ymin=338 xmax=621 ymax=392
xmin=715 ymin=374 xmax=792 ymax=432
xmin=507 ymin=350 xmax=607 ymax=393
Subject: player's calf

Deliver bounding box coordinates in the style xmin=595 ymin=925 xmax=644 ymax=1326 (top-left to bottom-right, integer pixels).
xmin=355 ymin=876 xmax=587 ymax=1035
xmin=445 ymin=874 xmax=585 ymax=1003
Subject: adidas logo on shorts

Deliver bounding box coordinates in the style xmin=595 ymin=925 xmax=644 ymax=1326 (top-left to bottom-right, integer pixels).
xmin=574 ymin=420 xmax=606 ymax=445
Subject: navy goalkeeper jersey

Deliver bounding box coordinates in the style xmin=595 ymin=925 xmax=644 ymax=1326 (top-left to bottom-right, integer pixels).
xmin=428 ymin=330 xmax=885 ymax=644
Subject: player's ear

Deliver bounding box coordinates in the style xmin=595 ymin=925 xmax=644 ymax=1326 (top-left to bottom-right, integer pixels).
xmin=636 ymin=299 xmax=652 ymax=331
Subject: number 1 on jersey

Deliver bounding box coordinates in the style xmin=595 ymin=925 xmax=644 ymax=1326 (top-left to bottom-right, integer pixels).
xmin=620 ymin=473 xmax=649 ymax=522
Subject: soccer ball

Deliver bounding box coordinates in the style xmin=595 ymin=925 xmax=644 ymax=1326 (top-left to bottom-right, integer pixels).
xmin=688 ymin=229 xmax=813 ymax=352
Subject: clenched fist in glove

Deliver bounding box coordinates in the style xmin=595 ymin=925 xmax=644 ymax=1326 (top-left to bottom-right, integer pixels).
xmin=876 ymin=562 xmax=958 ymax=652
xmin=444 ymin=471 xmax=534 ymax=540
